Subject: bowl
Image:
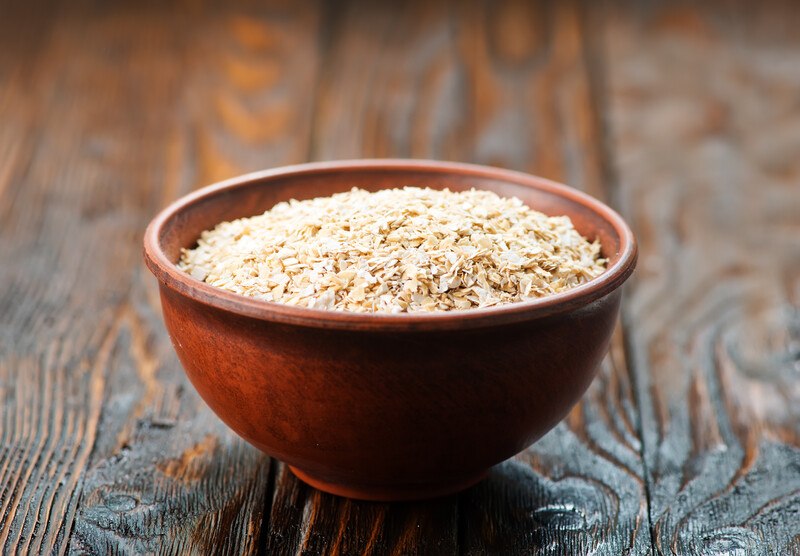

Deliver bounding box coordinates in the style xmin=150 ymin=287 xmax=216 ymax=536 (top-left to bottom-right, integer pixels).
xmin=143 ymin=159 xmax=637 ymax=501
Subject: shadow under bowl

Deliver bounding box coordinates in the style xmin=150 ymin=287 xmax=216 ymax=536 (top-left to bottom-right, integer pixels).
xmin=143 ymin=159 xmax=637 ymax=501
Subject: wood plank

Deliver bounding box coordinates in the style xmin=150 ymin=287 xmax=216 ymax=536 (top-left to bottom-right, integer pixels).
xmin=604 ymin=2 xmax=800 ymax=553
xmin=266 ymin=3 xmax=462 ymax=554
xmin=0 ymin=1 xmax=321 ymax=554
xmin=265 ymin=0 xmax=651 ymax=553
xmin=455 ymin=3 xmax=649 ymax=553
xmin=454 ymin=0 xmax=608 ymax=199
xmin=68 ymin=2 xmax=322 ymax=554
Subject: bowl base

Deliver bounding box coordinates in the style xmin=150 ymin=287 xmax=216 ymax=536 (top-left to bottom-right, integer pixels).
xmin=288 ymin=466 xmax=488 ymax=502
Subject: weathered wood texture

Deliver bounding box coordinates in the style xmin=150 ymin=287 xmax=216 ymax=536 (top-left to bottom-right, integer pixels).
xmin=605 ymin=2 xmax=800 ymax=554
xmin=1 ymin=0 xmax=798 ymax=554
xmin=264 ymin=1 xmax=650 ymax=555
xmin=1 ymin=1 xmax=319 ymax=554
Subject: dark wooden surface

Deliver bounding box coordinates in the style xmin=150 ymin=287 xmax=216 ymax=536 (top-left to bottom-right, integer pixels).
xmin=0 ymin=0 xmax=798 ymax=554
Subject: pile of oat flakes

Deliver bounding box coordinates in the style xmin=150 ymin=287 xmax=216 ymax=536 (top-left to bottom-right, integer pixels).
xmin=178 ymin=187 xmax=606 ymax=313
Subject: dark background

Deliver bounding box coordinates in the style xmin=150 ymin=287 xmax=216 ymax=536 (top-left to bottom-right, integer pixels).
xmin=1 ymin=0 xmax=799 ymax=554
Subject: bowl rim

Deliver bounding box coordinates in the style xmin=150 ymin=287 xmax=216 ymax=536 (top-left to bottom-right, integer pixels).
xmin=143 ymin=159 xmax=637 ymax=331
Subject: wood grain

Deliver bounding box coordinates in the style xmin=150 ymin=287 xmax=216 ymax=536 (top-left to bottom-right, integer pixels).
xmin=266 ymin=3 xmax=462 ymax=553
xmin=604 ymin=3 xmax=800 ymax=554
xmin=265 ymin=0 xmax=651 ymax=554
xmin=69 ymin=2 xmax=323 ymax=553
xmin=455 ymin=2 xmax=650 ymax=554
xmin=3 ymin=0 xmax=799 ymax=553
xmin=0 ymin=1 xmax=320 ymax=554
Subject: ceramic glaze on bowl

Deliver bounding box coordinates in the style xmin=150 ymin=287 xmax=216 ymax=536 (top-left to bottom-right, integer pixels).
xmin=143 ymin=159 xmax=637 ymax=501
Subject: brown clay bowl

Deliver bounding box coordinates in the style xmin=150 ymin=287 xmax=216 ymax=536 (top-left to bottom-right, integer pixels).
xmin=143 ymin=159 xmax=637 ymax=501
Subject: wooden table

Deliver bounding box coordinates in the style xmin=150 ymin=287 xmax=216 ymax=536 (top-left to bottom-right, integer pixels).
xmin=2 ymin=1 xmax=799 ymax=554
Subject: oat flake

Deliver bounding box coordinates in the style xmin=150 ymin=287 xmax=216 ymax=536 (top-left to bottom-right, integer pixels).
xmin=178 ymin=187 xmax=606 ymax=313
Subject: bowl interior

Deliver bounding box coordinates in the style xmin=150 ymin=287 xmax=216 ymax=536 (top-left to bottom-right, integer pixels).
xmin=157 ymin=165 xmax=624 ymax=267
